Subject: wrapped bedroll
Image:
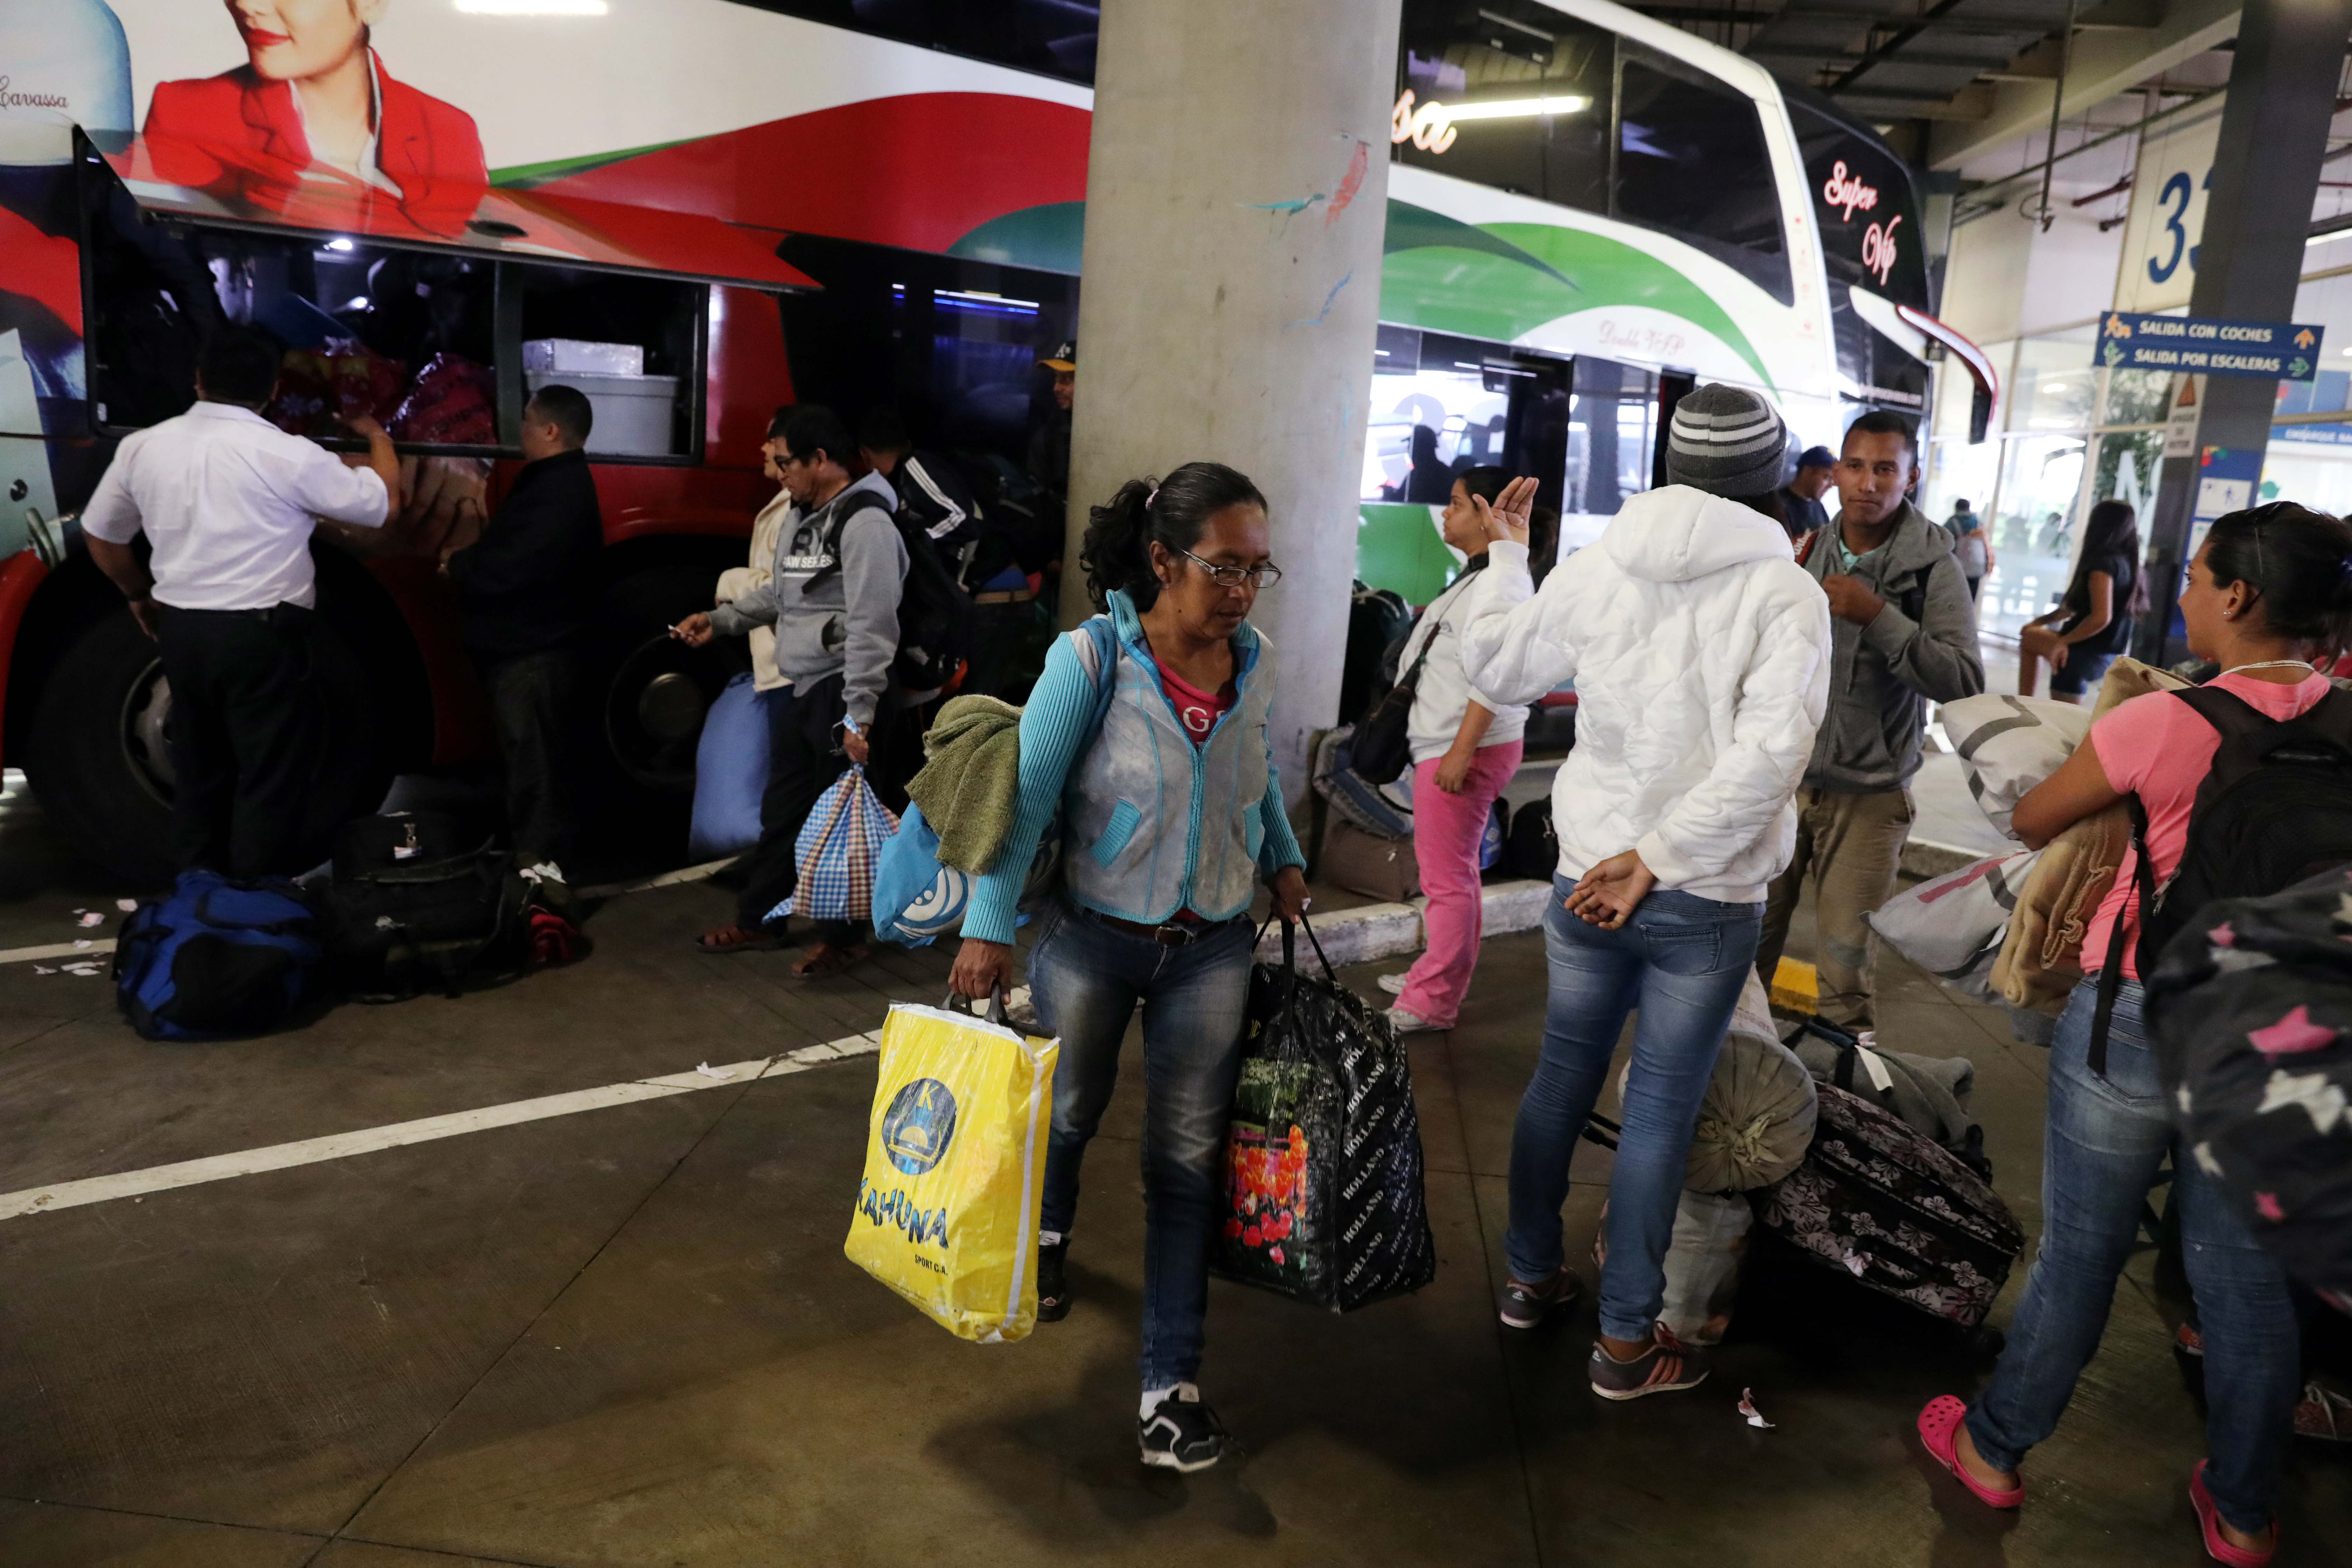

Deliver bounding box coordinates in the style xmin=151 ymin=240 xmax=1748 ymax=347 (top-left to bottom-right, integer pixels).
xmin=1215 ymin=918 xmax=1435 ymax=1311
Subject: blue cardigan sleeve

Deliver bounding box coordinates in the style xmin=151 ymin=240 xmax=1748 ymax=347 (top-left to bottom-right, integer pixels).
xmin=1256 ymin=754 xmax=1306 ymax=875
xmin=961 ymin=632 xmax=1092 ymax=946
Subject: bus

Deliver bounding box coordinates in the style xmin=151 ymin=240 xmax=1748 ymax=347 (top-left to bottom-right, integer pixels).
xmin=0 ymin=0 xmax=1982 ymax=882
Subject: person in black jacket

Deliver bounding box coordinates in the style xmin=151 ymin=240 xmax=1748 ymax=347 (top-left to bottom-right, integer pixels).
xmin=443 ymin=384 xmax=603 ymax=883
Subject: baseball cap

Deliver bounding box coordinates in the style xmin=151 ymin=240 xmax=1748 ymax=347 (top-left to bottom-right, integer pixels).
xmin=1039 ymin=340 xmax=1077 ymax=372
xmin=1797 ymin=445 xmax=1836 ymax=470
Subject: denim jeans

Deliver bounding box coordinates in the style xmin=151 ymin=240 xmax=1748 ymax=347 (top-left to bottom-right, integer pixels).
xmin=1027 ymin=900 xmax=1255 ymax=1391
xmin=1506 ymin=878 xmax=1762 ymax=1340
xmin=1966 ymin=979 xmax=2299 ymax=1533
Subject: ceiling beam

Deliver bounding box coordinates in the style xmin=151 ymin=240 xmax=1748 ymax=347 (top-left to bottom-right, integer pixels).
xmin=1926 ymin=0 xmax=2242 ymax=168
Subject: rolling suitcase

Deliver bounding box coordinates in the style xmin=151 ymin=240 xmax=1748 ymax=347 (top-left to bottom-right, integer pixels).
xmin=1755 ymin=1082 xmax=2024 ymax=1334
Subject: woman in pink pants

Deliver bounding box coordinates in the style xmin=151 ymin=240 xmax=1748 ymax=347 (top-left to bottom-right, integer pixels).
xmin=1380 ymin=466 xmax=1531 ymax=1033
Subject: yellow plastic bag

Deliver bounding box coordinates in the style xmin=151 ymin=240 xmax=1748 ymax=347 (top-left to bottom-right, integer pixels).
xmin=844 ymin=1000 xmax=1059 ymax=1343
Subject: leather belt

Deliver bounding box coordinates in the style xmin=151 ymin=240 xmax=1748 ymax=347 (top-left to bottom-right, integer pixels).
xmin=1090 ymin=909 xmax=1232 ymax=947
xmin=972 ymin=588 xmax=1035 ymax=604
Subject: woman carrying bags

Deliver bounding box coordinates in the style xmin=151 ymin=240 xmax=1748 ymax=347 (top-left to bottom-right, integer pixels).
xmin=1919 ymin=501 xmax=2352 ymax=1568
xmin=949 ymin=462 xmax=1309 ymax=1475
xmin=1376 ymin=466 xmax=1531 ymax=1034
xmin=1457 ymin=384 xmax=1831 ymax=1395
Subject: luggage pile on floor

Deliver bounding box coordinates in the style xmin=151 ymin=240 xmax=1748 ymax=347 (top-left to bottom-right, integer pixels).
xmin=113 ymin=810 xmax=583 ymax=1041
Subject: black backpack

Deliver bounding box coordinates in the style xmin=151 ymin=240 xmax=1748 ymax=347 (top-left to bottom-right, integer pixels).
xmin=2093 ymin=683 xmax=2352 ymax=1071
xmin=320 ymin=813 xmax=530 ymax=1001
xmin=816 ymin=499 xmax=974 ymax=694
xmin=1505 ymin=797 xmax=1559 ymax=881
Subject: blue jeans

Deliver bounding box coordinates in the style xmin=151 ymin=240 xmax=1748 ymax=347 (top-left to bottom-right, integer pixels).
xmin=1506 ymin=879 xmax=1762 ymax=1340
xmin=1966 ymin=979 xmax=2299 ymax=1533
xmin=1027 ymin=901 xmax=1255 ymax=1391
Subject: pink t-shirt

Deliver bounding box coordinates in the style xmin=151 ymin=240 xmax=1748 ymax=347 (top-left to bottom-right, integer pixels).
xmin=1161 ymin=664 xmax=1234 ymax=747
xmin=2084 ymin=671 xmax=2333 ymax=978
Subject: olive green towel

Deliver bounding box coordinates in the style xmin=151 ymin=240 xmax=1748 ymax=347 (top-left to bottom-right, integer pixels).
xmin=905 ymin=695 xmax=1025 ymax=874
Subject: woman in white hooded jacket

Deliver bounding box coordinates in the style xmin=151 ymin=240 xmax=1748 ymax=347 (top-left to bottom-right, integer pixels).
xmin=1460 ymin=384 xmax=1832 ymax=1399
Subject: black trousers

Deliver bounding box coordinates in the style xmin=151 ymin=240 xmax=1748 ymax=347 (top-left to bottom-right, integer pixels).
xmin=737 ymin=672 xmax=902 ymax=941
xmin=479 ymin=648 xmax=589 ymax=868
xmin=155 ymin=602 xmax=316 ymax=878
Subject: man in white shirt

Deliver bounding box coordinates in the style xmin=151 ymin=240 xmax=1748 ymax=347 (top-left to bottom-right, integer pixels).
xmin=80 ymin=324 xmax=397 ymax=877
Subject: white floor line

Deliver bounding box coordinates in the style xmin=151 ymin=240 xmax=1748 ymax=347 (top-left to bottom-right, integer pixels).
xmin=578 ymin=856 xmax=739 ymax=900
xmin=0 ymin=938 xmax=116 ymax=967
xmin=0 ymin=1031 xmax=884 ymax=1223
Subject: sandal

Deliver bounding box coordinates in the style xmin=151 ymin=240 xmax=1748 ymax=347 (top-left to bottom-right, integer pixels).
xmin=693 ymin=923 xmax=777 ymax=954
xmin=790 ymin=941 xmax=869 ymax=979
xmin=1917 ymin=1396 xmax=2023 ymax=1510
xmin=2191 ymin=1460 xmax=2277 ymax=1566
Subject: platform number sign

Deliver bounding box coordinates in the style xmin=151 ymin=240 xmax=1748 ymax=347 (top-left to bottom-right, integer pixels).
xmin=2145 ymin=169 xmax=2207 ymax=286
xmin=2114 ymin=98 xmax=2224 ymax=314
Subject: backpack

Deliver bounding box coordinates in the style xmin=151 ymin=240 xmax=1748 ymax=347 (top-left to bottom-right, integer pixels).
xmin=2092 ymin=684 xmax=2352 ymax=1071
xmin=872 ymin=618 xmax=1122 ymax=947
xmin=1504 ymin=797 xmax=1559 ymax=881
xmin=1338 ymin=582 xmax=1411 ymax=725
xmin=319 ymin=812 xmax=530 ymax=1001
xmin=816 ymin=498 xmax=974 ymax=694
xmin=113 ymin=870 xmax=323 ymax=1041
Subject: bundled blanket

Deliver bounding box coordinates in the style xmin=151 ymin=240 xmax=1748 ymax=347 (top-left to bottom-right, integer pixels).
xmin=904 ymin=696 xmax=1024 ymax=873
xmin=1988 ymin=658 xmax=2189 ymax=1013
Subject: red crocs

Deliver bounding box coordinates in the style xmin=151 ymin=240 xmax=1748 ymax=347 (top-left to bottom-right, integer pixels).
xmin=2191 ymin=1460 xmax=2277 ymax=1567
xmin=1917 ymin=1396 xmax=2023 ymax=1510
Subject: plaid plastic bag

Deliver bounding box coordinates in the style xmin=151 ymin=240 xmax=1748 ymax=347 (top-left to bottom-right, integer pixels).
xmin=767 ymin=765 xmax=899 ymax=925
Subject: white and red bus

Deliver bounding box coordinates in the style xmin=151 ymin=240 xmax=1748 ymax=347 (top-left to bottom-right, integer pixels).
xmin=0 ymin=0 xmax=1979 ymax=880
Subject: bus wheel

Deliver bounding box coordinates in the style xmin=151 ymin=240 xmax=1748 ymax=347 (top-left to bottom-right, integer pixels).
xmin=597 ymin=559 xmax=746 ymax=811
xmin=25 ymin=604 xmax=395 ymax=888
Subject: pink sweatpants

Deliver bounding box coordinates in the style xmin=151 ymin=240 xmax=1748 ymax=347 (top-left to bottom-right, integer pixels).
xmin=1399 ymin=741 xmax=1524 ymax=1029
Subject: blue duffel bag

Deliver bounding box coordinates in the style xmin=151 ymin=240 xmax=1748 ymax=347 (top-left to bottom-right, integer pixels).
xmin=113 ymin=870 xmax=323 ymax=1041
xmin=689 ymin=671 xmax=774 ymax=861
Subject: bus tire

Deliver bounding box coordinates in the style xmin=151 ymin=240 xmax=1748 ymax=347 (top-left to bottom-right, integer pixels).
xmin=25 ymin=603 xmax=395 ymax=888
xmin=594 ymin=555 xmax=748 ymax=837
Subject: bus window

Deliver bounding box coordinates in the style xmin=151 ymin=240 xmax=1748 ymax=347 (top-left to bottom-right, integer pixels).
xmin=1566 ymin=355 xmax=1658 ymax=527
xmin=1394 ymin=0 xmax=1613 ymax=214
xmin=1614 ymin=52 xmax=1791 ymax=304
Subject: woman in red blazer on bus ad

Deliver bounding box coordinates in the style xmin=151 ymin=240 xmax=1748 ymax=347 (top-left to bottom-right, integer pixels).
xmin=141 ymin=0 xmax=487 ymax=239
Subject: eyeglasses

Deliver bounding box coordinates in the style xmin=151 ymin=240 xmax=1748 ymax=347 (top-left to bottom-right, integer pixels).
xmin=1177 ymin=547 xmax=1282 ymax=590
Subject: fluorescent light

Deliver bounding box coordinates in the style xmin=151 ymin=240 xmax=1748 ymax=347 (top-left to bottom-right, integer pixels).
xmin=2306 ymin=227 xmax=2352 ymax=250
xmin=454 ymin=0 xmax=608 ymax=14
xmin=1439 ymin=95 xmax=1591 ymax=121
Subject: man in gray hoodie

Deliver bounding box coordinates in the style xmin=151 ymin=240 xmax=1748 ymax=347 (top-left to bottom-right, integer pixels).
xmin=1754 ymin=410 xmax=1983 ymax=1030
xmin=675 ymin=404 xmax=907 ymax=972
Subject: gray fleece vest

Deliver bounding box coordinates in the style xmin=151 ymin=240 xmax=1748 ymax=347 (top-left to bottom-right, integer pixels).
xmin=1061 ymin=613 xmax=1277 ymax=924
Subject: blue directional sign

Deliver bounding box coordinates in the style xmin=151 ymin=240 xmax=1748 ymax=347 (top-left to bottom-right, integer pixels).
xmin=2096 ymin=311 xmax=2325 ymax=380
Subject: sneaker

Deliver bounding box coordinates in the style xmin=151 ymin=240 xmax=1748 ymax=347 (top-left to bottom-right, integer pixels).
xmin=1385 ymin=1006 xmax=1440 ymax=1035
xmin=1377 ymin=972 xmax=1408 ymax=996
xmin=1498 ymin=1266 xmax=1582 ymax=1329
xmin=1036 ymin=1239 xmax=1071 ymax=1322
xmin=1138 ymin=1385 xmax=1230 ymax=1472
xmin=1589 ymin=1325 xmax=1711 ymax=1400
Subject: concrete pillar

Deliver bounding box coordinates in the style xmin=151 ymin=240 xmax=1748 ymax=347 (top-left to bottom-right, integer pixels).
xmin=1065 ymin=0 xmax=1402 ymax=801
xmin=2137 ymin=0 xmax=2352 ymax=662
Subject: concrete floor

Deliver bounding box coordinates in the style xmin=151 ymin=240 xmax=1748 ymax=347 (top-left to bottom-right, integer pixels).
xmin=0 ymin=773 xmax=2346 ymax=1567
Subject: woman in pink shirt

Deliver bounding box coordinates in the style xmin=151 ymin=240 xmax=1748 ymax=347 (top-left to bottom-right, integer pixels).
xmin=1919 ymin=502 xmax=2352 ymax=1566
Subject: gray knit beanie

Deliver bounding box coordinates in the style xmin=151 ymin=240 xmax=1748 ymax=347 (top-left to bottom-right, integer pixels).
xmin=1666 ymin=384 xmax=1788 ymax=498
